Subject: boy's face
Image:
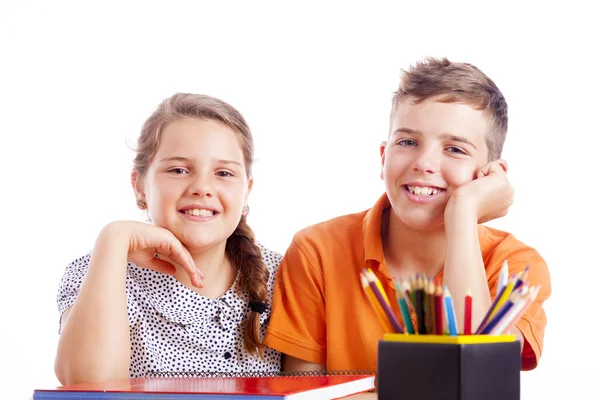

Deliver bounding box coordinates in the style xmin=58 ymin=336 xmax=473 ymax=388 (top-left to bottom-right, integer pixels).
xmin=380 ymin=96 xmax=490 ymax=231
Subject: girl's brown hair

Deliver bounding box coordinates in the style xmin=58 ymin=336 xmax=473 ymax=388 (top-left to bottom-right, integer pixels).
xmin=133 ymin=93 xmax=269 ymax=357
xmin=391 ymin=57 xmax=508 ymax=161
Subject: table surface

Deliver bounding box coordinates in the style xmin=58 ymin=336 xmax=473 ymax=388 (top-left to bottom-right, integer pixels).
xmin=345 ymin=392 xmax=377 ymax=399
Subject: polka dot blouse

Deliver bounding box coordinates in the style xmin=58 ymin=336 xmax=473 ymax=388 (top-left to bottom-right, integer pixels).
xmin=57 ymin=243 xmax=282 ymax=377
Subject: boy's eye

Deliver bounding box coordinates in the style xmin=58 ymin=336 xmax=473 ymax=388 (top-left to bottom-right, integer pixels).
xmin=168 ymin=168 xmax=188 ymax=174
xmin=446 ymin=146 xmax=467 ymax=155
xmin=397 ymin=139 xmax=417 ymax=147
xmin=216 ymin=171 xmax=233 ymax=177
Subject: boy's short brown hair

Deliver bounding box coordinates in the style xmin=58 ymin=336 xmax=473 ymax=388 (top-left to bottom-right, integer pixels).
xmin=391 ymin=57 xmax=508 ymax=161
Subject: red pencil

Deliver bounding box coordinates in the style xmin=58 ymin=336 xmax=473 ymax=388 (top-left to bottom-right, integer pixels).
xmin=464 ymin=289 xmax=473 ymax=335
xmin=434 ymin=283 xmax=443 ymax=335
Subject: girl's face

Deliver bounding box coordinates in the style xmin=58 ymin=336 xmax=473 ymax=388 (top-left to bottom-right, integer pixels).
xmin=135 ymin=117 xmax=252 ymax=253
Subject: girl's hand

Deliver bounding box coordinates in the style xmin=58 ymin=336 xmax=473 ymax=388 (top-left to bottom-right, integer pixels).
xmin=102 ymin=221 xmax=204 ymax=287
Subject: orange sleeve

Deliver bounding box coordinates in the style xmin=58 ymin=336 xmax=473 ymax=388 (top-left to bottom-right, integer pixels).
xmin=264 ymin=236 xmax=327 ymax=365
xmin=487 ymin=247 xmax=551 ymax=370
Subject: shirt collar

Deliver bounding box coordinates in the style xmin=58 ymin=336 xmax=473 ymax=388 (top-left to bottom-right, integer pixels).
xmin=362 ymin=193 xmax=390 ymax=266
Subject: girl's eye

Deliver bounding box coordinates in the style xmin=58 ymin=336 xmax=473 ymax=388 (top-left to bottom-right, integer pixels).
xmin=397 ymin=139 xmax=417 ymax=147
xmin=216 ymin=171 xmax=233 ymax=177
xmin=446 ymin=146 xmax=467 ymax=155
xmin=169 ymin=168 xmax=188 ymax=174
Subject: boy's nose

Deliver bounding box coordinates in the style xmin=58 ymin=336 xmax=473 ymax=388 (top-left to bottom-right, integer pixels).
xmin=412 ymin=148 xmax=439 ymax=174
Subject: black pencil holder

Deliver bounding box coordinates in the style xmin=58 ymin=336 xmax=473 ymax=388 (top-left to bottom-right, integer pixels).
xmin=377 ymin=335 xmax=521 ymax=400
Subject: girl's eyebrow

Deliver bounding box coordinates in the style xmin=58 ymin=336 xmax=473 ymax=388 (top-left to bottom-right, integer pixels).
xmin=158 ymin=156 xmax=242 ymax=167
xmin=158 ymin=156 xmax=190 ymax=163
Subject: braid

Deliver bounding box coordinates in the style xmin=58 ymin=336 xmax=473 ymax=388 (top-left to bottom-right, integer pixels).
xmin=225 ymin=217 xmax=270 ymax=357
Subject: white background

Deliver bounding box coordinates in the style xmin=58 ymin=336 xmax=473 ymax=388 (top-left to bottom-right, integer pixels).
xmin=1 ymin=1 xmax=598 ymax=399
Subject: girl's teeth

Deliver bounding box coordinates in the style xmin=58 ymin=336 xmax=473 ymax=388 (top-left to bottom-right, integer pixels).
xmin=185 ymin=209 xmax=214 ymax=217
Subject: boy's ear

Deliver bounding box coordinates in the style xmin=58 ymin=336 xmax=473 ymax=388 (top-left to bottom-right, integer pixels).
xmin=379 ymin=141 xmax=387 ymax=180
xmin=498 ymin=159 xmax=508 ymax=173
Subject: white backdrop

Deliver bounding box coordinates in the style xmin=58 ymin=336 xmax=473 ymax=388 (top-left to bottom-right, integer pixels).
xmin=1 ymin=1 xmax=598 ymax=399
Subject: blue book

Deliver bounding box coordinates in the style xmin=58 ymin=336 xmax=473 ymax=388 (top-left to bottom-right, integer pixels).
xmin=33 ymin=373 xmax=375 ymax=399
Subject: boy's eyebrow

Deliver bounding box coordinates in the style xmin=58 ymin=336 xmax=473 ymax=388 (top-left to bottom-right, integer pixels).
xmin=215 ymin=159 xmax=243 ymax=167
xmin=158 ymin=156 xmax=242 ymax=167
xmin=393 ymin=127 xmax=477 ymax=149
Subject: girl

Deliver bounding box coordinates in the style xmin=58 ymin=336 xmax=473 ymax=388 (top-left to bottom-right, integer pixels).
xmin=55 ymin=93 xmax=282 ymax=384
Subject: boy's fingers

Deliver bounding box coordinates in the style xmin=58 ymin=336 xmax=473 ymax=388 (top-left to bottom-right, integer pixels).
xmin=488 ymin=162 xmax=507 ymax=176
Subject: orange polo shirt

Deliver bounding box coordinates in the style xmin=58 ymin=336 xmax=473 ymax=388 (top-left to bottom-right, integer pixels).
xmin=265 ymin=193 xmax=551 ymax=371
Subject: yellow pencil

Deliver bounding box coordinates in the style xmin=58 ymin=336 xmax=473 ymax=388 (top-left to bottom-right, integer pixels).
xmin=490 ymin=275 xmax=518 ymax=318
xmin=366 ymin=268 xmax=391 ymax=305
xmin=361 ymin=274 xmax=394 ymax=332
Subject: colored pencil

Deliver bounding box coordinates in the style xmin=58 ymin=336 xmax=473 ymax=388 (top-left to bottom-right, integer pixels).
xmin=513 ymin=266 xmax=530 ymax=291
xmin=425 ymin=279 xmax=435 ymax=334
xmin=364 ymin=271 xmax=404 ymax=333
xmin=443 ymin=287 xmax=459 ymax=336
xmin=475 ymin=275 xmax=517 ymax=334
xmin=366 ymin=269 xmax=391 ymax=305
xmin=397 ymin=278 xmax=414 ymax=310
xmin=491 ymin=275 xmax=518 ymax=316
xmin=414 ymin=276 xmax=426 ymax=334
xmin=434 ymin=283 xmax=444 ymax=335
xmin=480 ymin=290 xmax=522 ymax=334
xmin=501 ymin=285 xmax=540 ymax=334
xmin=408 ymin=276 xmax=417 ymax=308
xmin=464 ymin=289 xmax=473 ymax=335
xmin=397 ymin=294 xmax=415 ymax=334
xmin=360 ymin=274 xmax=394 ymax=332
xmin=489 ymin=296 xmax=528 ymax=335
xmin=495 ymin=260 xmax=509 ymax=300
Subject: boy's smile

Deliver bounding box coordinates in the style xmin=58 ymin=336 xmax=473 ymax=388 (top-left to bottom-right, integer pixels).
xmin=380 ymin=96 xmax=489 ymax=230
xmin=403 ymin=182 xmax=446 ymax=204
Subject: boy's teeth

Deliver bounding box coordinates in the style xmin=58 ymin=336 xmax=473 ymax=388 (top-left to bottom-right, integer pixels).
xmin=407 ymin=185 xmax=439 ymax=196
xmin=184 ymin=209 xmax=214 ymax=217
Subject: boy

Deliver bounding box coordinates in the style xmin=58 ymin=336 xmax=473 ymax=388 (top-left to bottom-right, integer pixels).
xmin=264 ymin=57 xmax=551 ymax=372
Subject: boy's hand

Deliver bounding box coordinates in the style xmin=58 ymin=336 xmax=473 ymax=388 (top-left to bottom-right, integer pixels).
xmin=445 ymin=160 xmax=514 ymax=224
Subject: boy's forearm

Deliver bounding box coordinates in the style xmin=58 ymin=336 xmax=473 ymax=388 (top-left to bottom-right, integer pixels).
xmin=443 ymin=199 xmax=491 ymax=332
xmin=55 ymin=226 xmax=131 ymax=384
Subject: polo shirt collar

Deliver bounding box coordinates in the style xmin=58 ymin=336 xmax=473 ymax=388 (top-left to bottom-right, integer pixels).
xmin=363 ymin=192 xmax=390 ymax=267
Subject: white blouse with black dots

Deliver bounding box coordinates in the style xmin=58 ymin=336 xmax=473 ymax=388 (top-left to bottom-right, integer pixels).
xmin=57 ymin=243 xmax=283 ymax=376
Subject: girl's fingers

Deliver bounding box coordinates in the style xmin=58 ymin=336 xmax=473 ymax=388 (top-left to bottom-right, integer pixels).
xmin=147 ymin=257 xmax=177 ymax=276
xmin=155 ymin=237 xmax=203 ymax=288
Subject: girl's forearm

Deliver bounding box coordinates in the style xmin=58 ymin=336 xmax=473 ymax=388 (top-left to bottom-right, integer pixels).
xmin=55 ymin=224 xmax=131 ymax=385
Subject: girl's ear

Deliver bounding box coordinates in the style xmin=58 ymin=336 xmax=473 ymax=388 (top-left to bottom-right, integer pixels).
xmin=244 ymin=176 xmax=254 ymax=206
xmin=131 ymin=170 xmax=145 ymax=204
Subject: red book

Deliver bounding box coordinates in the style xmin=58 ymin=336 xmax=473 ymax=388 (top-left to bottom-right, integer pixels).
xmin=33 ymin=374 xmax=376 ymax=399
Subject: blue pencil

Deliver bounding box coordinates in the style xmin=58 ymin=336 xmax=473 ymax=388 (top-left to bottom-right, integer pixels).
xmin=480 ymin=290 xmax=522 ymax=334
xmin=443 ymin=287 xmax=458 ymax=336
